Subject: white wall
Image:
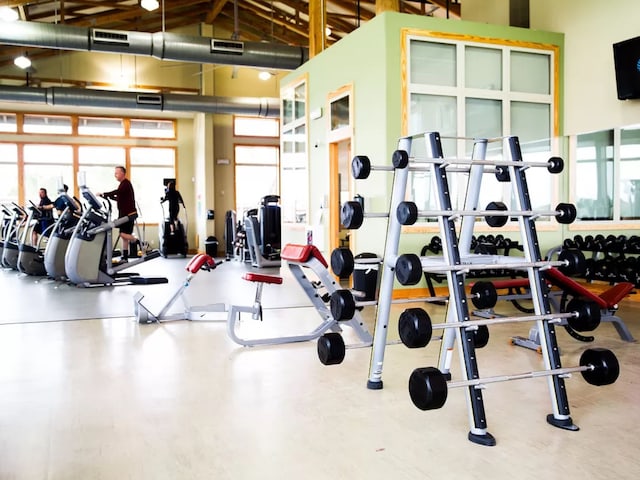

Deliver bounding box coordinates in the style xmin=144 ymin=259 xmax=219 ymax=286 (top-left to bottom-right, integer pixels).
xmin=464 ymin=0 xmax=640 ymax=135
xmin=530 ymin=0 xmax=640 ymax=134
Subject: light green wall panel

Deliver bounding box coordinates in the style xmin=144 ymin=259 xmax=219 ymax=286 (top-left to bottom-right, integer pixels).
xmin=282 ymin=12 xmax=565 ymax=285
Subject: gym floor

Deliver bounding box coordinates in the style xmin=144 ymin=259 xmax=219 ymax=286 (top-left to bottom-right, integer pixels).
xmin=1 ymin=255 xmax=639 ymax=479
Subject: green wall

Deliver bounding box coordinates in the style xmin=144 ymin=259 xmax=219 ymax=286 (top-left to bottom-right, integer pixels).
xmin=282 ymin=12 xmax=566 ymax=283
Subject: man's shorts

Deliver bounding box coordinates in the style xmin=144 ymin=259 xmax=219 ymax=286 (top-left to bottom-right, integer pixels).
xmin=119 ymin=219 xmax=135 ymax=235
xmin=35 ymin=219 xmax=53 ymax=237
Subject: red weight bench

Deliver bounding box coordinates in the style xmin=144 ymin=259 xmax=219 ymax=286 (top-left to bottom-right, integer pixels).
xmin=134 ymin=253 xmax=226 ymax=323
xmin=226 ymin=243 xmax=373 ymax=349
xmin=476 ymin=267 xmax=635 ymax=351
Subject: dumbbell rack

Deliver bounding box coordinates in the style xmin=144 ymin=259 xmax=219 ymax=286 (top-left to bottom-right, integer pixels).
xmin=364 ymin=131 xmax=578 ymax=445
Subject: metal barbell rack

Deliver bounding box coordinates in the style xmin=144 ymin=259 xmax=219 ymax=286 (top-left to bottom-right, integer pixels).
xmin=351 ymin=131 xmax=606 ymax=446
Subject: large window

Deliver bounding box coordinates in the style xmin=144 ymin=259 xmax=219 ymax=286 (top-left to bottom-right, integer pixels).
xmin=280 ymin=80 xmax=308 ymax=224
xmin=24 ymin=144 xmax=74 ymax=206
xmin=0 ymin=112 xmax=177 ymax=223
xmin=234 ymin=145 xmax=279 ymax=216
xmin=232 ymin=116 xmax=280 ymax=216
xmin=0 ymin=143 xmax=18 ymax=203
xmin=405 ymin=35 xmax=557 ymax=220
xmin=573 ymin=126 xmax=640 ymax=222
xmin=131 ymin=147 xmax=177 ymax=222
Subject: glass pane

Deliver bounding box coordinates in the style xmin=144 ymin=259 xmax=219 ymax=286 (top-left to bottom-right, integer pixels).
xmin=294 ymin=83 xmax=306 ymax=120
xmin=521 ymin=145 xmax=554 ymax=211
xmin=281 ymin=159 xmax=308 ymax=224
xmin=78 ymin=146 xmax=126 ymax=166
xmin=620 ymin=126 xmax=640 ymax=220
xmin=0 ymin=142 xmax=18 ymax=163
xmin=23 ymin=165 xmax=75 ymax=208
xmin=511 ymin=101 xmax=550 ymax=144
xmin=0 ymin=164 xmax=19 ymax=203
xmin=282 ymin=98 xmax=293 ymax=125
xmin=294 ymin=125 xmax=306 ymax=153
xmin=78 ymin=146 xmax=126 ymax=193
xmin=0 ymin=113 xmax=17 ymax=132
xmin=575 ymin=130 xmax=613 ymax=220
xmin=409 ymin=94 xmax=457 ymax=138
xmin=78 ymin=117 xmax=124 ymax=136
xmin=235 ymin=165 xmax=279 ymax=215
xmin=466 ymin=98 xmax=502 ymax=139
xmin=465 ymin=46 xmax=502 ymax=90
xmin=130 ymin=166 xmax=176 ymax=222
xmin=23 ymin=114 xmax=72 ymax=134
xmin=130 ymin=148 xmax=175 ymax=166
xmin=234 ymin=116 xmax=279 ymax=137
xmin=511 ymin=51 xmax=550 ymax=94
xmin=130 ymin=119 xmax=175 ymax=138
xmin=410 ymin=40 xmax=456 ymax=86
xmin=330 ymin=96 xmax=350 ymax=130
xmin=235 ymin=145 xmax=279 ymax=166
xmin=24 ymin=144 xmax=73 ymax=164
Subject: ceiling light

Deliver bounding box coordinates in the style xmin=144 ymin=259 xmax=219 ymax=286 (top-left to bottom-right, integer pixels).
xmin=14 ymin=55 xmax=31 ymax=70
xmin=258 ymin=71 xmax=272 ymax=81
xmin=141 ymin=0 xmax=159 ymax=12
xmin=0 ymin=6 xmax=19 ymax=21
xmin=325 ymin=27 xmax=332 ymax=37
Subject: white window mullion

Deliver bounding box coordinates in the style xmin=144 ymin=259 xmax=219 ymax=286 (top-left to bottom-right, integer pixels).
xmin=613 ymin=128 xmax=622 ymax=221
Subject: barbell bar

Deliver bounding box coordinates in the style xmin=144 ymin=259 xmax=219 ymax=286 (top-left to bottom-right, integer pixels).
xmin=341 ymin=201 xmax=387 ymax=229
xmin=398 ymin=302 xmax=601 ymax=349
xmin=494 ymin=156 xmax=564 ymax=182
xmin=353 ymin=153 xmax=564 ymax=181
xmin=345 ymin=199 xmax=576 ymax=230
xmin=329 ymin=282 xmax=498 ymax=322
xmin=394 ymin=249 xmax=586 ymax=285
xmin=409 ymin=347 xmax=619 ymax=411
xmin=395 ymin=201 xmax=577 ymax=227
xmin=352 ymin=151 xmax=410 ymax=179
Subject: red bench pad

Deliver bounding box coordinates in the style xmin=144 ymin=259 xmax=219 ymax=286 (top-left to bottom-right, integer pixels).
xmin=185 ymin=254 xmax=215 ymax=273
xmin=242 ymin=272 xmax=283 ymax=285
xmin=593 ymin=281 xmax=634 ymax=308
xmin=281 ymin=243 xmax=328 ymax=268
xmin=478 ymin=267 xmax=633 ymax=309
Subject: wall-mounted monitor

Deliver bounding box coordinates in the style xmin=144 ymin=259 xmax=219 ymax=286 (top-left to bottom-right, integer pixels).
xmin=613 ymin=36 xmax=640 ymax=100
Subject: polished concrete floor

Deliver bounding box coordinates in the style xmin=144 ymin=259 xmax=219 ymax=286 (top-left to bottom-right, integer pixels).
xmin=1 ymin=256 xmax=639 ymax=479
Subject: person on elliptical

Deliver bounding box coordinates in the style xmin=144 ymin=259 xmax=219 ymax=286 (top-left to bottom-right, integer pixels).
xmin=98 ymin=166 xmax=139 ymax=262
xmin=161 ymin=181 xmax=185 ymax=234
xmin=53 ymin=183 xmax=80 ymax=216
xmin=32 ymin=187 xmax=55 ymax=246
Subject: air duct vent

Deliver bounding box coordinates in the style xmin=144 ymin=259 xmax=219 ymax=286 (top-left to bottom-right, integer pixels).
xmin=211 ymin=39 xmax=244 ymax=55
xmin=137 ymin=94 xmax=162 ymax=105
xmin=92 ymin=29 xmax=130 ymax=46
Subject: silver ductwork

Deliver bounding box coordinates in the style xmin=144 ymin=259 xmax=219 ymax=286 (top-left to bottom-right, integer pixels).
xmin=0 ymin=85 xmax=279 ymax=117
xmin=0 ymin=20 xmax=308 ymax=70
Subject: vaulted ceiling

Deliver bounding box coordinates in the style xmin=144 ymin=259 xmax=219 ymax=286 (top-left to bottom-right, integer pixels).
xmin=0 ymin=0 xmax=461 ymax=70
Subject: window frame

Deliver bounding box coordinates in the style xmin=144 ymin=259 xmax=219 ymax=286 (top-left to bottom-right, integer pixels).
xmin=402 ymin=30 xmax=560 ymax=231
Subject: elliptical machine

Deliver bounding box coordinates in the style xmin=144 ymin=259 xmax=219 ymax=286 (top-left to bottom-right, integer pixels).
xmin=17 ymin=200 xmax=55 ymax=276
xmin=159 ymin=194 xmax=188 ymax=258
xmin=1 ymin=203 xmax=27 ymax=270
xmin=44 ymin=181 xmax=83 ymax=280
xmin=64 ymin=173 xmax=167 ymax=287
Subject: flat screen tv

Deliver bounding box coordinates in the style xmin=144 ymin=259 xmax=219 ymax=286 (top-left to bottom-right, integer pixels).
xmin=613 ymin=35 xmax=640 ymax=100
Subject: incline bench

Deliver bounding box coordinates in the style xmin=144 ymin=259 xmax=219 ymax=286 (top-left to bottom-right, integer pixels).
xmin=474 ymin=267 xmax=635 ymax=352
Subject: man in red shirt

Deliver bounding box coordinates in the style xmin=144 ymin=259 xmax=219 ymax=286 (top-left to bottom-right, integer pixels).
xmin=99 ymin=166 xmax=139 ymax=261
